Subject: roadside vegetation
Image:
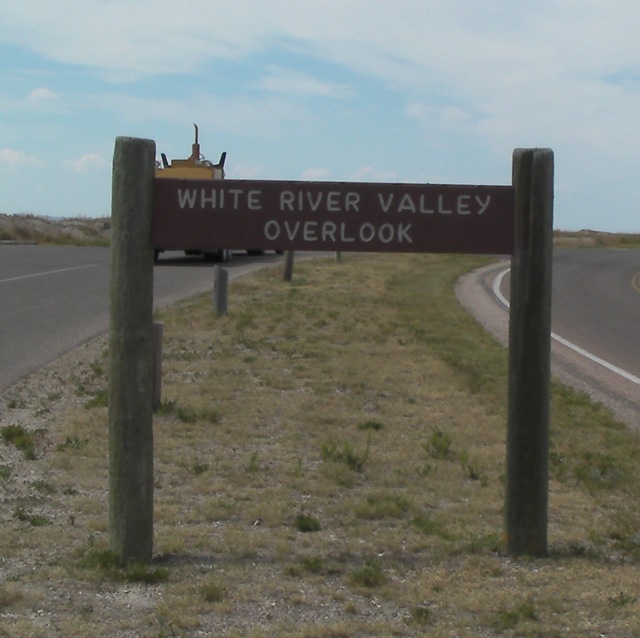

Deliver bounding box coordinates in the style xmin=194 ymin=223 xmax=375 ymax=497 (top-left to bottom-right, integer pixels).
xmin=0 ymin=213 xmax=110 ymax=246
xmin=1 ymin=253 xmax=640 ymax=636
xmin=554 ymin=229 xmax=640 ymax=248
xmin=2 ymin=211 xmax=639 ymax=249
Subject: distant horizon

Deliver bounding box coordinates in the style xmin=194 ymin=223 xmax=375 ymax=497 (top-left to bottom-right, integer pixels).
xmin=3 ymin=210 xmax=639 ymax=238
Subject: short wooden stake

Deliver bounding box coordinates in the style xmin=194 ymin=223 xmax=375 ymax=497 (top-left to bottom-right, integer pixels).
xmin=213 ymin=266 xmax=229 ymax=315
xmin=108 ymin=136 xmax=156 ymax=563
xmin=506 ymin=148 xmax=554 ymax=557
xmin=283 ymin=250 xmax=295 ymax=281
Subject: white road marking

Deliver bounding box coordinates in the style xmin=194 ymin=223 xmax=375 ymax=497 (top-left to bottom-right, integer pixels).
xmin=0 ymin=263 xmax=104 ymax=284
xmin=493 ymin=268 xmax=640 ymax=387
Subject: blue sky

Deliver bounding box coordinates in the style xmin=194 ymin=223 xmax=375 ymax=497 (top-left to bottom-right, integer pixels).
xmin=1 ymin=1 xmax=640 ymax=232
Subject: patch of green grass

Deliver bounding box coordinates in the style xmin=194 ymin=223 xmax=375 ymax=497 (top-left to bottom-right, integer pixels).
xmin=0 ymin=584 xmax=23 ymax=610
xmin=84 ymin=389 xmax=108 ymax=409
xmin=492 ymin=600 xmax=537 ymax=633
xmin=123 ymin=561 xmax=170 ymax=585
xmin=608 ymin=591 xmax=637 ymax=608
xmin=1 ymin=424 xmax=37 ymax=459
xmin=354 ymin=493 xmax=410 ymax=520
xmin=459 ymin=450 xmax=488 ymax=486
xmin=295 ymin=512 xmax=321 ymax=532
xmin=410 ymin=604 xmax=432 ymax=626
xmin=56 ymin=435 xmax=89 ymax=451
xmin=156 ymin=400 xmax=220 ymax=425
xmin=423 ymin=427 xmax=454 ymax=460
xmin=247 ymin=451 xmax=260 ymax=473
xmin=573 ymin=451 xmax=628 ymax=492
xmin=349 ymin=559 xmax=385 ymax=588
xmin=411 ymin=512 xmax=452 ymax=540
xmin=300 ymin=557 xmax=324 ymax=574
xmin=321 ymin=434 xmax=371 ymax=472
xmin=32 ymin=479 xmax=56 ymax=494
xmin=389 ymin=255 xmax=507 ymax=401
xmin=357 ymin=420 xmax=384 ymax=431
xmin=89 ymin=360 xmax=105 ymax=378
xmin=191 ymin=462 xmax=209 ymax=476
xmin=0 ymin=465 xmax=12 ymax=480
xmin=463 ymin=532 xmax=504 ymax=555
xmin=201 ymin=580 xmax=226 ymax=603
xmin=13 ymin=508 xmax=49 ymax=527
xmin=79 ymin=548 xmax=169 ymax=583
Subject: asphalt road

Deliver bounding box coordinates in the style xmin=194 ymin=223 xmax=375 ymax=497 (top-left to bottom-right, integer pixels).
xmin=550 ymin=249 xmax=640 ymax=380
xmin=0 ymin=245 xmax=287 ymax=393
xmin=461 ymin=247 xmax=640 ymax=427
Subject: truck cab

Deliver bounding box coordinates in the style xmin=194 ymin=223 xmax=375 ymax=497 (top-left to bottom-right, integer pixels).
xmin=155 ymin=124 xmax=231 ymax=262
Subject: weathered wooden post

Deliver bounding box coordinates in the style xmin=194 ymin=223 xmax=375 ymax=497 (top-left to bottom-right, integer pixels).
xmin=109 ymin=136 xmax=156 ymax=563
xmin=213 ymin=266 xmax=228 ymax=315
xmin=506 ymin=148 xmax=554 ymax=556
xmin=283 ymin=250 xmax=295 ymax=282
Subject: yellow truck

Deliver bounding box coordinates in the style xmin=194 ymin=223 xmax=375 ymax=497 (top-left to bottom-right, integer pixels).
xmin=155 ymin=124 xmax=234 ymax=262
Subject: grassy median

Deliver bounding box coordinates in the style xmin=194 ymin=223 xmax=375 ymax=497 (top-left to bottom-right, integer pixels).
xmin=1 ymin=252 xmax=640 ymax=636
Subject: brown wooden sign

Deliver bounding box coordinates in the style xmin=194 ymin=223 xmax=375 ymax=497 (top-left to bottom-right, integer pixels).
xmin=153 ymin=179 xmax=515 ymax=255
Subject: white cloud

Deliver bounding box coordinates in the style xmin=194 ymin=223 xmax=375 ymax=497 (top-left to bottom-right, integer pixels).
xmin=258 ymin=66 xmax=354 ymax=99
xmin=300 ymin=168 xmax=331 ymax=181
xmin=64 ymin=153 xmax=107 ymax=174
xmin=229 ymin=164 xmax=265 ymax=179
xmin=88 ymin=90 xmax=312 ymax=142
xmin=350 ymin=166 xmax=398 ymax=183
xmin=0 ymin=148 xmax=45 ymax=168
xmin=3 ymin=2 xmax=640 ymax=88
xmin=26 ymin=87 xmax=58 ymax=103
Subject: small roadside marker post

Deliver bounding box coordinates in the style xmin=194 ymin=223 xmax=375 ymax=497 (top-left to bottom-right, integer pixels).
xmin=283 ymin=250 xmax=295 ymax=282
xmin=213 ymin=266 xmax=229 ymax=315
xmin=109 ymin=136 xmax=156 ymax=563
xmin=506 ymin=148 xmax=554 ymax=556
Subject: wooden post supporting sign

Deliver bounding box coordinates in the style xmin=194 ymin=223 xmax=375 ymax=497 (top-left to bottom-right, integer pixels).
xmin=109 ymin=136 xmax=156 ymax=563
xmin=506 ymin=148 xmax=554 ymax=556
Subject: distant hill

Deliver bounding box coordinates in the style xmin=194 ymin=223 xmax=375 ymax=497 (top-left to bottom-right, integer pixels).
xmin=0 ymin=214 xmax=110 ymax=246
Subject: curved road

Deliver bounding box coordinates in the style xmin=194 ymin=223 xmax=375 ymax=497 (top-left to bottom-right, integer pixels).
xmin=551 ymin=249 xmax=640 ymax=380
xmin=459 ymin=248 xmax=640 ymax=427
xmin=0 ymin=245 xmax=287 ymax=393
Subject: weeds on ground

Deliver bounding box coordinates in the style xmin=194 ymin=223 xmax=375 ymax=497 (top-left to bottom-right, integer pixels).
xmin=2 ymin=253 xmax=640 ymax=636
xmin=78 ymin=546 xmax=169 ymax=584
xmin=1 ymin=424 xmax=37 ymax=459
